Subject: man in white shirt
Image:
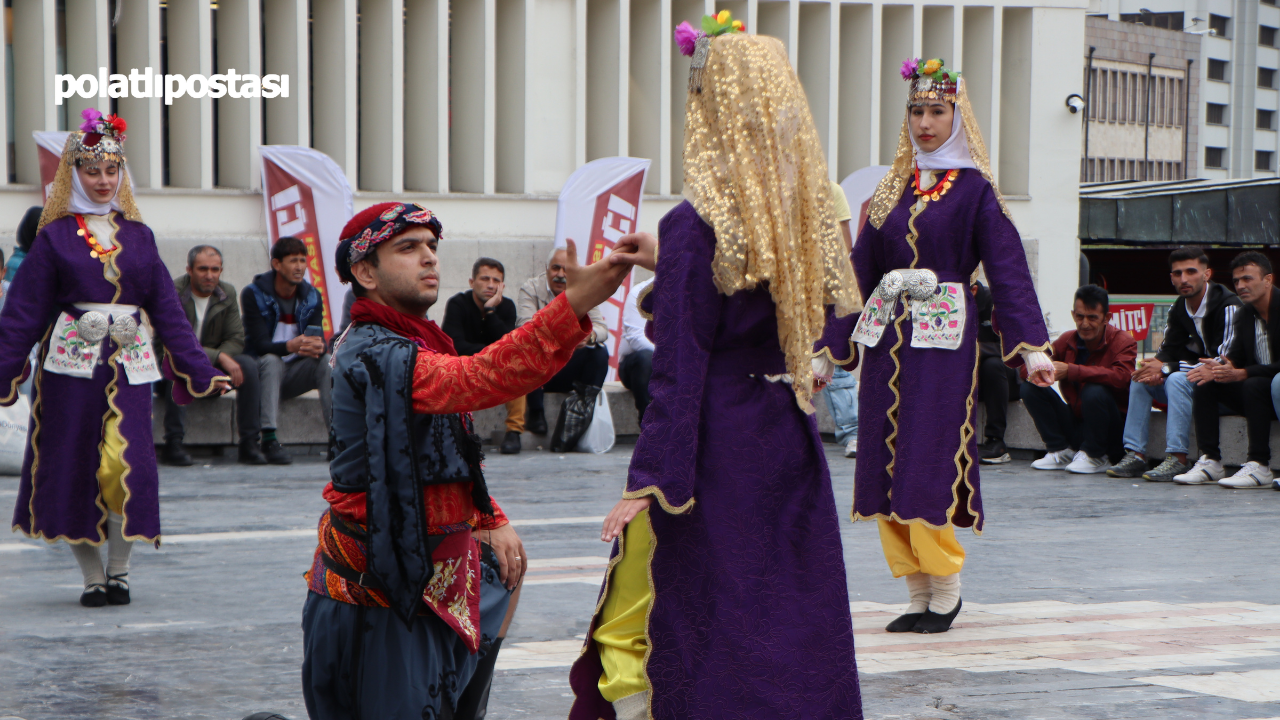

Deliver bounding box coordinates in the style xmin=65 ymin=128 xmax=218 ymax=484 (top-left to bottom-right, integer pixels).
xmin=516 ymin=247 xmax=609 ymax=435
xmin=618 ymin=277 xmax=655 ymax=421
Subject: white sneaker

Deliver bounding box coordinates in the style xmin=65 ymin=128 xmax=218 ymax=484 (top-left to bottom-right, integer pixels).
xmin=1218 ymin=461 xmax=1275 ymax=489
xmin=1065 ymin=449 xmax=1109 ymax=474
xmin=1031 ymin=448 xmax=1074 ymax=470
xmin=844 ymin=438 xmax=857 ymax=458
xmin=1173 ymin=455 xmax=1226 ymax=485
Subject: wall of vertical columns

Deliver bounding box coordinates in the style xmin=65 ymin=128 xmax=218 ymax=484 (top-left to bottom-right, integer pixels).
xmin=215 ymin=0 xmax=262 ymax=190
xmin=166 ymin=0 xmax=213 ymax=189
xmin=359 ymin=0 xmax=405 ymax=193
xmin=0 ymin=0 xmax=1086 ymax=332
xmin=11 ymin=0 xmax=58 ymax=185
xmin=312 ymin=0 xmax=358 ymax=186
xmin=263 ymin=0 xmax=310 ymax=148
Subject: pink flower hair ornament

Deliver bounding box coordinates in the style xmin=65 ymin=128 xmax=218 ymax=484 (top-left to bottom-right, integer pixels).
xmin=675 ymin=10 xmax=745 ymax=57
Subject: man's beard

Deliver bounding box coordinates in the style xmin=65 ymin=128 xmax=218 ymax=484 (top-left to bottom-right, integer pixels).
xmin=383 ymin=273 xmax=438 ymax=316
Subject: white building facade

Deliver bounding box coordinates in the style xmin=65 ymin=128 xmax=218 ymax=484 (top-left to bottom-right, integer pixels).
xmin=2 ymin=0 xmax=1086 ymax=333
xmin=1092 ymin=0 xmax=1280 ymax=179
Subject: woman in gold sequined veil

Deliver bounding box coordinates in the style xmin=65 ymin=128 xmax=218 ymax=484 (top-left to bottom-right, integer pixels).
xmin=850 ymin=58 xmax=1055 ymax=635
xmin=568 ymin=15 xmax=865 ymax=720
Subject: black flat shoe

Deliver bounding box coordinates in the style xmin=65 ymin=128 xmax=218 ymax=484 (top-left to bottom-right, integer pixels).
xmin=500 ymin=431 xmax=522 ymax=455
xmin=885 ymin=612 xmax=924 ymax=632
xmin=80 ymin=583 xmax=107 ymax=607
xmin=912 ymin=597 xmax=962 ymax=634
xmin=106 ymin=573 xmax=130 ymax=605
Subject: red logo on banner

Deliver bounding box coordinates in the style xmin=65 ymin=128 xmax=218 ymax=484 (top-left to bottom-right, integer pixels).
xmin=38 ymin=146 xmax=62 ymax=203
xmin=262 ymin=161 xmax=334 ymax=339
xmin=1109 ymin=303 xmax=1155 ymax=342
xmin=581 ymin=172 xmax=645 ymax=372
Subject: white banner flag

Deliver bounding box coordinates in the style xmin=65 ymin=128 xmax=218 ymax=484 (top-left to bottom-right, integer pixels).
xmin=34 ymin=131 xmax=72 ymax=203
xmin=258 ymin=145 xmax=354 ymax=341
xmin=554 ymin=157 xmax=650 ymax=382
xmin=840 ymin=165 xmax=891 ymax=236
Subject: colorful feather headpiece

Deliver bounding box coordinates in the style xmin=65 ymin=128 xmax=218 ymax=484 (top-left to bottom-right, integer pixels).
xmin=675 ymin=11 xmax=746 ymax=91
xmin=37 ymin=108 xmax=141 ymax=229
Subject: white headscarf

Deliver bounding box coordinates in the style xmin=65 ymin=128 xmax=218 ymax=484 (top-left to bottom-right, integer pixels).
xmin=909 ymin=103 xmax=978 ymax=173
xmin=68 ymin=165 xmax=123 ymax=216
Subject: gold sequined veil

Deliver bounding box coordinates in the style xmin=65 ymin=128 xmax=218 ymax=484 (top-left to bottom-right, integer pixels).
xmin=682 ymin=34 xmax=862 ymax=414
xmin=38 ymin=133 xmax=143 ymax=231
xmin=867 ymin=77 xmax=1011 ymax=229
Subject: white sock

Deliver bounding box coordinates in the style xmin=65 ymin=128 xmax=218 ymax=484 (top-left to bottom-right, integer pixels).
xmin=928 ymin=573 xmax=961 ymax=614
xmin=905 ymin=572 xmax=932 ymax=614
xmin=106 ymin=513 xmax=133 ymax=583
xmin=70 ymin=542 xmax=106 ymax=589
xmin=612 ymin=690 xmax=649 ymax=720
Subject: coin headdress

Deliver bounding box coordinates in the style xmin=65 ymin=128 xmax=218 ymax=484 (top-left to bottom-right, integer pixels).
xmin=867 ymin=57 xmax=1011 ymax=229
xmin=38 ymin=108 xmax=143 ymax=230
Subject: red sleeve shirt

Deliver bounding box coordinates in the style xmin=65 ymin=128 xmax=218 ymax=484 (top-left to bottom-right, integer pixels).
xmin=324 ymin=293 xmax=592 ymax=531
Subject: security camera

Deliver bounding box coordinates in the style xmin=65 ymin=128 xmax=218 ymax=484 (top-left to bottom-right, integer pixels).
xmin=1066 ymin=93 xmax=1086 ymax=114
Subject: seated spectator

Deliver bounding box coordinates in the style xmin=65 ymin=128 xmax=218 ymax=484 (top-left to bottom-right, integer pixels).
xmin=241 ymin=237 xmax=331 ymax=465
xmin=1024 ymin=285 xmax=1136 ymax=473
xmin=823 ymin=181 xmax=859 ymax=458
xmin=1108 ymin=247 xmax=1240 ymax=481
xmin=1 ymin=206 xmax=41 ymax=316
xmin=974 ymin=280 xmax=1019 ymax=464
xmin=1176 ymin=251 xmax=1280 ymax=489
xmin=618 ymin=277 xmax=654 ymax=423
xmin=517 ymin=247 xmax=608 ymax=435
xmin=442 ymin=257 xmax=526 ymax=454
xmin=160 ymin=246 xmax=266 ymax=466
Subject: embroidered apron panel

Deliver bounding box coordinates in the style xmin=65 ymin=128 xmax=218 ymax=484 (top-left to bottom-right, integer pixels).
xmin=42 ymin=312 xmax=101 ymax=378
xmin=910 ymin=282 xmax=966 ymax=350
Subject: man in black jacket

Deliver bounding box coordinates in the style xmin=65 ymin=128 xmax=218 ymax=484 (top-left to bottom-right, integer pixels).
xmin=1108 ymin=247 xmax=1240 ymax=481
xmin=441 ymin=257 xmax=525 ymax=454
xmin=1177 ymin=251 xmax=1280 ymax=489
xmin=241 ymin=237 xmax=332 ymax=465
xmin=973 ymin=281 xmax=1019 ymax=464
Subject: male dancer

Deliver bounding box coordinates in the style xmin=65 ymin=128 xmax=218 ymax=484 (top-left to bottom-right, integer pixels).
xmin=300 ymin=202 xmax=634 ymax=719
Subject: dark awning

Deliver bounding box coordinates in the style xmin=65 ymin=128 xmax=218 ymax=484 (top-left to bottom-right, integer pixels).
xmin=1079 ymin=178 xmax=1280 ymax=246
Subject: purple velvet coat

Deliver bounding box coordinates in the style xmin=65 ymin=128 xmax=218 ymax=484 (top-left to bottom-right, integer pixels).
xmin=851 ymin=170 xmax=1049 ymax=532
xmin=0 ymin=214 xmax=224 ymax=544
xmin=569 ymin=201 xmax=862 ymax=719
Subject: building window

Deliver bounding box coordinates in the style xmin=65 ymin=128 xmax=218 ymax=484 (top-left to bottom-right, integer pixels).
xmin=1260 ymin=68 xmax=1277 ymax=89
xmin=1208 ymin=59 xmax=1229 ymax=82
xmin=1108 ymin=158 xmax=1116 ymax=180
xmin=1129 ymin=159 xmax=1137 ymax=178
xmin=1207 ymin=103 xmax=1228 ymax=125
xmin=1209 ymin=14 xmax=1230 ymax=38
xmin=1258 ymin=151 xmax=1276 ymax=172
xmin=1174 ymin=162 xmax=1182 ymax=179
xmin=1206 ymin=147 xmax=1226 ymax=169
xmin=1262 ymin=26 xmax=1278 ymax=48
xmin=1265 ymin=0 xmax=1277 ymax=7
xmin=1260 ymin=109 xmax=1277 ymax=130
xmin=1121 ymin=11 xmax=1184 ymax=28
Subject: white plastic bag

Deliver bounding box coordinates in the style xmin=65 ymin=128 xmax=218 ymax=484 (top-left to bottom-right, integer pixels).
xmin=576 ymin=389 xmax=615 ymax=454
xmin=0 ymin=395 xmax=32 ymax=475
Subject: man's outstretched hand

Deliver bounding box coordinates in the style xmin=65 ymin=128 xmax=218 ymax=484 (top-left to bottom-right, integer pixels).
xmin=563 ymin=238 xmax=635 ymax=318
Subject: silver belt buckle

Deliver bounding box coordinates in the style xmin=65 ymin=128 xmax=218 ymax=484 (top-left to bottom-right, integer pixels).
xmin=75 ymin=311 xmax=109 ymax=344
xmin=109 ymin=315 xmax=139 ymax=349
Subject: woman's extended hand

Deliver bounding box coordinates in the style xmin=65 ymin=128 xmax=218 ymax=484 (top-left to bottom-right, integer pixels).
xmin=608 ymin=232 xmax=658 ymax=272
xmin=601 ymin=496 xmax=654 ymax=542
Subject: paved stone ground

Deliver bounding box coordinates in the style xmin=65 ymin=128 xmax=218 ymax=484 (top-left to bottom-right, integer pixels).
xmin=1 ymin=442 xmax=1278 ymax=720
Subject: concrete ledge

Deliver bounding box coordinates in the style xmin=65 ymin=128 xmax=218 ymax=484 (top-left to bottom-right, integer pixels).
xmin=983 ymin=401 xmax=1280 ymax=468
xmin=158 ymin=387 xmax=1280 ymax=469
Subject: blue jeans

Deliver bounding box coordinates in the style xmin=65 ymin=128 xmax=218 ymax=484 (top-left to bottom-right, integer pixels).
xmin=823 ymin=368 xmax=858 ymax=445
xmin=1122 ymin=371 xmax=1193 ymax=456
